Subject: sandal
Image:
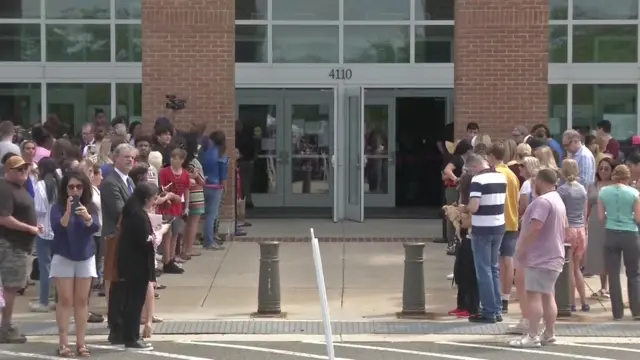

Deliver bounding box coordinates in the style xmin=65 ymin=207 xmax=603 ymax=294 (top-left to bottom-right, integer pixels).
xmin=76 ymin=345 xmax=91 ymax=357
xmin=57 ymin=345 xmax=74 ymax=358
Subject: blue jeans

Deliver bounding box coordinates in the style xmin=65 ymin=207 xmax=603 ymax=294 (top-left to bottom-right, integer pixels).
xmin=470 ymin=233 xmax=503 ymax=319
xmin=35 ymin=237 xmax=53 ymax=306
xmin=203 ymin=187 xmax=223 ymax=247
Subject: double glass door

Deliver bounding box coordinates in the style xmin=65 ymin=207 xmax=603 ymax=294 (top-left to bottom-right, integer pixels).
xmin=237 ymin=89 xmax=335 ymax=208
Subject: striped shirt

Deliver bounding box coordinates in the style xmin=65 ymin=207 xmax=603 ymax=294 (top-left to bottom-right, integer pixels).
xmin=572 ymin=145 xmax=596 ymax=188
xmin=34 ymin=180 xmax=54 ymax=240
xmin=470 ymin=168 xmax=507 ymax=235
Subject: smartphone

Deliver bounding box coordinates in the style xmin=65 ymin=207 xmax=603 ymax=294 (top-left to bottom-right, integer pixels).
xmin=86 ymin=144 xmax=97 ymax=156
xmin=162 ymin=217 xmax=175 ymax=225
xmin=71 ymin=196 xmax=81 ymax=211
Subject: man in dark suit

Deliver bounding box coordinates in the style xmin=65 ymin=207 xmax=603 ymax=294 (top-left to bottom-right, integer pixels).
xmin=101 ymin=143 xmax=136 ymax=344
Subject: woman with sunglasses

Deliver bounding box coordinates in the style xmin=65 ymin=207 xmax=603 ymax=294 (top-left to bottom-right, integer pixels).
xmin=49 ymin=170 xmax=100 ymax=357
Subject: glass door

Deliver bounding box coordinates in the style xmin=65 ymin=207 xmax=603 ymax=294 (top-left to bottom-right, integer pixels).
xmin=236 ymin=91 xmax=284 ymax=207
xmin=363 ymin=95 xmax=396 ymax=207
xmin=283 ymin=90 xmax=334 ymax=207
xmin=345 ymin=87 xmax=364 ymax=222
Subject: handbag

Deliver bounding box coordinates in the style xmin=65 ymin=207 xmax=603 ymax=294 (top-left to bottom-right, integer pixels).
xmin=103 ymin=217 xmax=122 ymax=282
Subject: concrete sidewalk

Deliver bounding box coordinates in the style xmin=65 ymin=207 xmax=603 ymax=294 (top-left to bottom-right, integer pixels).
xmin=14 ymin=242 xmax=626 ymax=323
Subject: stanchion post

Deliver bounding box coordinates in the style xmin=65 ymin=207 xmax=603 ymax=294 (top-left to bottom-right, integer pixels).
xmin=398 ymin=243 xmax=427 ymax=318
xmin=254 ymin=241 xmax=284 ymax=317
xmin=555 ymin=244 xmax=573 ymax=317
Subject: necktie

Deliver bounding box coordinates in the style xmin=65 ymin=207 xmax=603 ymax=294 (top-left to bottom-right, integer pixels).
xmin=127 ymin=179 xmax=134 ymax=194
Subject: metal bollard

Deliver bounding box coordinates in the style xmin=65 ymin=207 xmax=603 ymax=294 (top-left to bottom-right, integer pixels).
xmin=256 ymin=241 xmax=283 ymax=316
xmin=555 ymin=244 xmax=573 ymax=317
xmin=400 ymin=243 xmax=427 ymax=316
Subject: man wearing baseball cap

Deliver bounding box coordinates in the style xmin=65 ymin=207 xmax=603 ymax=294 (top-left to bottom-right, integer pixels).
xmin=0 ymin=155 xmax=40 ymax=344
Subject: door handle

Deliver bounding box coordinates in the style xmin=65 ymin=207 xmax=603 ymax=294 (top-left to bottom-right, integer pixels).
xmin=388 ymin=151 xmax=396 ymax=165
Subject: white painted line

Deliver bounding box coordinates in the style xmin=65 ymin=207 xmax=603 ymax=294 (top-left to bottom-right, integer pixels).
xmin=181 ymin=340 xmax=352 ymax=360
xmin=304 ymin=341 xmax=488 ymax=360
xmin=437 ymin=341 xmax=615 ymax=360
xmin=90 ymin=344 xmax=215 ymax=360
xmin=559 ymin=342 xmax=640 ymax=353
xmin=0 ymin=350 xmax=65 ymax=360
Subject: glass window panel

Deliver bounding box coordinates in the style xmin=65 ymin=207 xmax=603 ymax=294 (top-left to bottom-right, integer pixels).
xmin=273 ymin=26 xmax=339 ymax=63
xmin=116 ymin=83 xmax=141 ymax=122
xmin=45 ymin=0 xmax=110 ymax=19
xmin=47 ymin=83 xmax=110 ymax=135
xmin=116 ymin=24 xmax=141 ymax=62
xmin=344 ymin=26 xmax=409 ymax=64
xmin=46 ymin=24 xmax=110 ymax=62
xmin=549 ymin=84 xmax=567 ymax=142
xmin=573 ymin=0 xmax=638 ymax=20
xmin=0 ymin=24 xmax=40 ymax=62
xmin=272 ymin=0 xmax=339 ymax=20
xmin=573 ymin=25 xmax=637 ymax=63
xmin=115 ymin=0 xmax=141 ymax=19
xmin=573 ymin=84 xmax=637 ymax=140
xmin=344 ymin=0 xmax=410 ymax=20
xmin=0 ymin=0 xmax=40 ymax=18
xmin=415 ymin=0 xmax=454 ymax=20
xmin=236 ymin=25 xmax=267 ymax=63
xmin=415 ymin=25 xmax=453 ymax=63
xmin=236 ymin=0 xmax=267 ymax=20
xmin=549 ymin=25 xmax=568 ymax=63
xmin=0 ymin=83 xmax=41 ymax=129
xmin=550 ymin=0 xmax=568 ymax=20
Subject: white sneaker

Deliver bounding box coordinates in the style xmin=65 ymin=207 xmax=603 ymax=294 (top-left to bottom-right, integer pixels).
xmin=446 ymin=273 xmax=454 ymax=280
xmin=507 ymin=318 xmax=529 ymax=334
xmin=540 ymin=332 xmax=556 ymax=345
xmin=29 ymin=302 xmax=50 ymax=313
xmin=509 ymin=334 xmax=541 ymax=348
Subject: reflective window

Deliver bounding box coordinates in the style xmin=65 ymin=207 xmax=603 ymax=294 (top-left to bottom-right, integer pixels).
xmin=46 ymin=24 xmax=111 ymax=62
xmin=0 ymin=0 xmax=40 ymax=18
xmin=573 ymin=25 xmax=637 ymax=63
xmin=549 ymin=84 xmax=567 ymax=142
xmin=344 ymin=0 xmax=410 ymax=21
xmin=0 ymin=24 xmax=40 ymax=62
xmin=45 ymin=0 xmax=110 ymax=19
xmin=415 ymin=0 xmax=454 ymax=20
xmin=573 ymin=0 xmax=638 ymax=20
xmin=236 ymin=25 xmax=268 ymax=63
xmin=0 ymin=83 xmax=41 ymax=128
xmin=272 ymin=0 xmax=339 ymax=20
xmin=116 ymin=83 xmax=142 ymax=122
xmin=415 ymin=25 xmax=453 ymax=63
xmin=236 ymin=0 xmax=267 ymax=20
xmin=344 ymin=26 xmax=409 ymax=63
xmin=273 ymin=26 xmax=339 ymax=63
xmin=573 ymin=84 xmax=637 ymax=140
xmin=549 ymin=25 xmax=568 ymax=63
xmin=47 ymin=83 xmax=111 ymax=135
xmin=115 ymin=25 xmax=141 ymax=62
xmin=115 ymin=0 xmax=141 ymax=19
xmin=550 ymin=0 xmax=568 ymax=20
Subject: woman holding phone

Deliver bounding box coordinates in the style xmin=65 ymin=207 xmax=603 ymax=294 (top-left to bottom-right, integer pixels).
xmin=49 ymin=170 xmax=100 ymax=357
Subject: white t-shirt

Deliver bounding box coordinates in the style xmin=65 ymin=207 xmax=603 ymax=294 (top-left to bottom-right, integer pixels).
xmin=92 ymin=186 xmax=102 ymax=236
xmin=520 ymin=179 xmax=532 ymax=196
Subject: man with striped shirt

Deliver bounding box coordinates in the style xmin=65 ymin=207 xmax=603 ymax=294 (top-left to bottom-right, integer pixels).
xmin=463 ymin=153 xmax=507 ymax=323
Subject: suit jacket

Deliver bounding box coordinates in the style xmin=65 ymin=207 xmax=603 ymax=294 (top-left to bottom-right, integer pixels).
xmin=118 ymin=207 xmax=155 ymax=283
xmin=100 ymin=169 xmax=133 ymax=238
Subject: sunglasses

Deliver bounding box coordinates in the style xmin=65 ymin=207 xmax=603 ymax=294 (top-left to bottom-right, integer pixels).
xmin=67 ymin=184 xmax=83 ymax=191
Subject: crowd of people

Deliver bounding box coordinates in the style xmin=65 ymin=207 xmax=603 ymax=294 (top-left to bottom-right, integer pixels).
xmin=442 ymin=120 xmax=640 ymax=348
xmin=0 ymin=111 xmax=247 ymax=355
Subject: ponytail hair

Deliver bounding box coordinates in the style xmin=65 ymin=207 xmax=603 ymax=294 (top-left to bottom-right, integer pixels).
xmin=561 ymin=158 xmax=580 ymax=183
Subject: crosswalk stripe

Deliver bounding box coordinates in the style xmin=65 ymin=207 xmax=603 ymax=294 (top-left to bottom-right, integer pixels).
xmin=90 ymin=344 xmax=215 ymax=360
xmin=303 ymin=341 xmax=489 ymax=360
xmin=437 ymin=341 xmax=615 ymax=360
xmin=181 ymin=340 xmax=352 ymax=360
xmin=0 ymin=350 xmax=65 ymax=360
xmin=559 ymin=342 xmax=640 ymax=353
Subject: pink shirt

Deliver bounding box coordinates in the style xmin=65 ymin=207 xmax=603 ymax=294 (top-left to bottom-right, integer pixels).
xmin=33 ymin=146 xmax=50 ymax=163
xmin=517 ymin=191 xmax=567 ymax=272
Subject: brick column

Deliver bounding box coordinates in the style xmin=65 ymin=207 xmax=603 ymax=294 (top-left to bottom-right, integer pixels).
xmin=454 ymin=0 xmax=549 ymax=139
xmin=142 ymin=1 xmax=236 ymax=224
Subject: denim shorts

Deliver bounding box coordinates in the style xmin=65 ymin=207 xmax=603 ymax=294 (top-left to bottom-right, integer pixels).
xmin=499 ymin=231 xmax=518 ymax=257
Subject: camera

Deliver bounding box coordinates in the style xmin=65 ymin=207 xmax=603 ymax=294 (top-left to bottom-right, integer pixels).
xmin=165 ymin=94 xmax=186 ymax=110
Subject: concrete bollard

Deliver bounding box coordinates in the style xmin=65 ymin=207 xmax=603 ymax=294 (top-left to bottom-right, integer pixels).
xmin=400 ymin=243 xmax=427 ymax=317
xmin=555 ymin=244 xmax=573 ymax=317
xmin=255 ymin=241 xmax=283 ymax=317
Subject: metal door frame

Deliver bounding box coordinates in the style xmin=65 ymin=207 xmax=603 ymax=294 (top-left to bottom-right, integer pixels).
xmin=344 ymin=86 xmax=365 ymax=222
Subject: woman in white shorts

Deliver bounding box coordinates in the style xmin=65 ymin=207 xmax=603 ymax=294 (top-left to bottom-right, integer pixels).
xmin=50 ymin=169 xmax=100 ymax=357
